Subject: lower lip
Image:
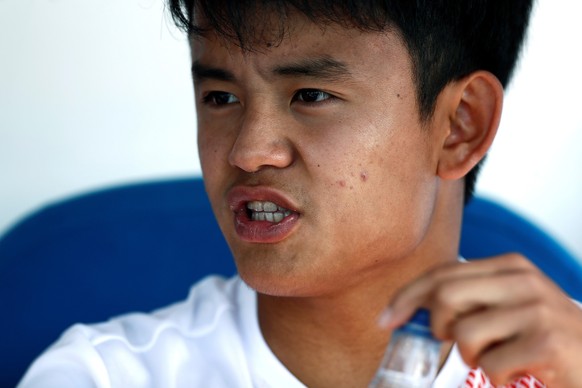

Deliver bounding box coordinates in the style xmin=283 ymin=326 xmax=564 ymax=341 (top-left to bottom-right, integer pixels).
xmin=233 ymin=210 xmax=300 ymax=243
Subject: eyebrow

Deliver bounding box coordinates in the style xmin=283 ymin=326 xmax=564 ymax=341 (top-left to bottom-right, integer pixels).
xmin=273 ymin=57 xmax=352 ymax=82
xmin=192 ymin=56 xmax=352 ymax=83
xmin=191 ymin=62 xmax=235 ymax=82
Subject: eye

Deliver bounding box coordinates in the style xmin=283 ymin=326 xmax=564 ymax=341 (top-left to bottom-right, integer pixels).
xmin=293 ymin=89 xmax=333 ymax=104
xmin=202 ymin=91 xmax=239 ymax=106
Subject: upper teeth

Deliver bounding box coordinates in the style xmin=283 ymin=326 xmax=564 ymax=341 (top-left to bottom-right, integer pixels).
xmin=247 ymin=201 xmax=291 ymax=223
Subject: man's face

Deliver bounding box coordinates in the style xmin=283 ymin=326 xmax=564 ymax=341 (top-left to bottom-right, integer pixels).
xmin=192 ymin=16 xmax=445 ymax=297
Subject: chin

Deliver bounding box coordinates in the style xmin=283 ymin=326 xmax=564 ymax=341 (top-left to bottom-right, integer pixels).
xmin=236 ymin=262 xmax=329 ymax=298
xmin=230 ymin=240 xmax=358 ymax=297
xmin=238 ymin=268 xmax=303 ymax=297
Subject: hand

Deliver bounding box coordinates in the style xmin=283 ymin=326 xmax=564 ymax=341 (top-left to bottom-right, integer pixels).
xmin=382 ymin=253 xmax=582 ymax=386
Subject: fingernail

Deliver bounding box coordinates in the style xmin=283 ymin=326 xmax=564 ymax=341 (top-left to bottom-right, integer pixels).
xmin=377 ymin=308 xmax=393 ymax=329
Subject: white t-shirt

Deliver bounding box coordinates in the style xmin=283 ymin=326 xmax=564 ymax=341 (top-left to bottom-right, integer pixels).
xmin=17 ymin=276 xmax=541 ymax=388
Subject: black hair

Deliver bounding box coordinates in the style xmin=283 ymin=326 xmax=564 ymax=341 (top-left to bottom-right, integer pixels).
xmin=167 ymin=0 xmax=534 ymax=203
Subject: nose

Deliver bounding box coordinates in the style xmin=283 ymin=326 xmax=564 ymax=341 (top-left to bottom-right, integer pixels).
xmin=228 ymin=106 xmax=295 ymax=173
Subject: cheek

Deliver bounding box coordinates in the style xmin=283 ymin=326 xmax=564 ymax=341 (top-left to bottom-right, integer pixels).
xmin=322 ymin=132 xmax=437 ymax=253
xmin=197 ymin=129 xmax=231 ymax=215
xmin=354 ymin=173 xmax=438 ymax=260
xmin=197 ymin=124 xmax=228 ymax=175
xmin=374 ymin=145 xmax=439 ymax=248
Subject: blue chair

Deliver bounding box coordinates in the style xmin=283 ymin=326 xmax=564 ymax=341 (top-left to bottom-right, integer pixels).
xmin=461 ymin=196 xmax=582 ymax=299
xmin=1 ymin=177 xmax=581 ymax=386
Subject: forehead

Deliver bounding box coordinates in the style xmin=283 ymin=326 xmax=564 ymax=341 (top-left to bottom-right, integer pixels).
xmin=189 ymin=3 xmax=398 ymax=50
xmin=190 ymin=14 xmax=412 ymax=83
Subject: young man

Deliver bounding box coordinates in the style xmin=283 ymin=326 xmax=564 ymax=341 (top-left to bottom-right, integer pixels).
xmin=19 ymin=1 xmax=582 ymax=387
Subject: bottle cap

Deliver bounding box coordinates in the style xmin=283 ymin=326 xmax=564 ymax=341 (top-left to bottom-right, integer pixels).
xmin=397 ymin=308 xmax=438 ymax=340
xmin=409 ymin=308 xmax=431 ymax=327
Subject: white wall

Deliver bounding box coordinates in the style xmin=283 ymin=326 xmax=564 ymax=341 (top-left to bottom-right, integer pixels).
xmin=1 ymin=0 xmax=581 ymax=260
xmin=475 ymin=0 xmax=582 ymax=260
xmin=0 ymin=0 xmax=198 ymax=234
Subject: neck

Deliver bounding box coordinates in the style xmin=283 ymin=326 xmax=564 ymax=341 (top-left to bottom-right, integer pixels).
xmin=258 ymin=257 xmax=454 ymax=387
xmin=257 ymin=183 xmax=464 ymax=387
xmin=258 ymin=290 xmax=388 ymax=387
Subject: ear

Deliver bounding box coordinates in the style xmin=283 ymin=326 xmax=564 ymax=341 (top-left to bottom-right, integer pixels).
xmin=436 ymin=71 xmax=503 ymax=180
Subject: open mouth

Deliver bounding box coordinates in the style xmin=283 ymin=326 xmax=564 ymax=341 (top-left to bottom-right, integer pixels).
xmin=246 ymin=200 xmax=292 ymax=223
xmin=227 ymin=186 xmax=300 ymax=243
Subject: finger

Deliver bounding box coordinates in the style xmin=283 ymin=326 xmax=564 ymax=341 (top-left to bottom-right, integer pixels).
xmin=452 ymin=304 xmax=538 ymax=369
xmin=428 ymin=270 xmax=551 ymax=339
xmin=478 ymin=301 xmax=582 ymax=387
xmin=385 ymin=254 xmax=537 ymax=328
xmin=477 ymin=329 xmax=550 ymax=386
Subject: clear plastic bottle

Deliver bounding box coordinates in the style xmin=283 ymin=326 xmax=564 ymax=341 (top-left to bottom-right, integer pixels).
xmin=369 ymin=308 xmax=442 ymax=388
